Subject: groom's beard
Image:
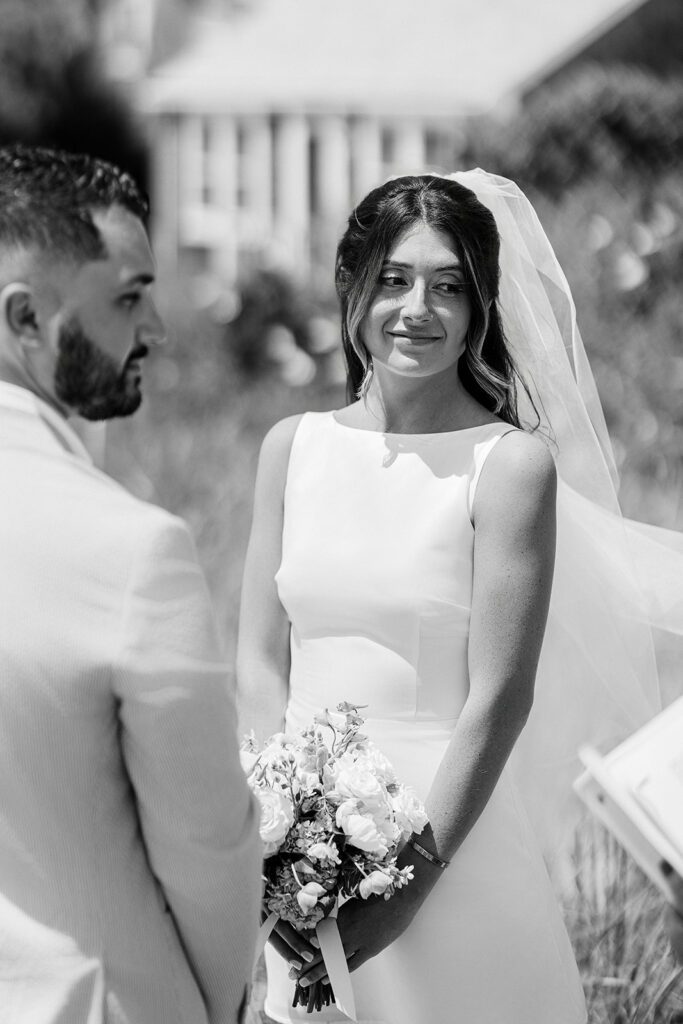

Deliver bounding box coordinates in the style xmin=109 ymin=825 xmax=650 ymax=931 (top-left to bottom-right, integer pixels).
xmin=53 ymin=317 xmax=147 ymax=421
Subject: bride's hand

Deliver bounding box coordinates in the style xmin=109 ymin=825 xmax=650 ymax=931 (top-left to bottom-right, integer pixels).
xmin=266 ymin=915 xmax=319 ymax=973
xmin=294 ymin=891 xmax=416 ymax=991
xmin=295 ymin=848 xmax=441 ymax=989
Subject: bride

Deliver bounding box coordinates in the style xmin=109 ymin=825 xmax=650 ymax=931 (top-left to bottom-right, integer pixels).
xmin=237 ymin=171 xmax=668 ymax=1024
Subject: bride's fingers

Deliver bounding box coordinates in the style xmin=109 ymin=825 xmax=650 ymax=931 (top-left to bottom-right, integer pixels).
xmin=272 ymin=921 xmax=317 ymax=963
xmin=267 ymin=929 xmax=302 ymax=965
xmin=298 ymin=950 xmax=356 ymax=988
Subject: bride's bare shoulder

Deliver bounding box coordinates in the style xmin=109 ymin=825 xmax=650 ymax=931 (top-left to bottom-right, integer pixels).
xmin=476 ymin=429 xmax=557 ymax=524
xmin=260 ymin=414 xmax=306 ymax=456
xmin=253 ymin=414 xmax=307 ymax=488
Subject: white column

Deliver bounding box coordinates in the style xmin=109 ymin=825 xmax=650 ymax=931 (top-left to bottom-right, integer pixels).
xmin=178 ymin=113 xmax=204 ymax=210
xmin=274 ymin=114 xmax=310 ymax=273
xmin=244 ymin=116 xmax=273 ymax=238
xmin=394 ymin=120 xmax=426 ymax=173
xmin=150 ymin=112 xmax=180 ymax=278
xmin=316 ymin=116 xmax=349 ymax=225
xmin=350 ymin=117 xmax=382 ymax=202
xmin=313 ymin=116 xmax=350 ymax=285
xmin=210 ymin=115 xmax=239 ymax=283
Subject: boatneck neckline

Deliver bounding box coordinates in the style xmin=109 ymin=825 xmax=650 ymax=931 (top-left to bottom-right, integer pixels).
xmin=329 ymin=411 xmax=507 ymax=439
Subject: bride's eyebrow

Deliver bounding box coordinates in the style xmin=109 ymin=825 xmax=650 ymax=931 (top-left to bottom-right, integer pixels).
xmin=382 ymin=260 xmax=464 ymax=273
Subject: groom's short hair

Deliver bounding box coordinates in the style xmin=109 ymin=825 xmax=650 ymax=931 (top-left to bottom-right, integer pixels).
xmin=0 ymin=144 xmax=149 ymax=264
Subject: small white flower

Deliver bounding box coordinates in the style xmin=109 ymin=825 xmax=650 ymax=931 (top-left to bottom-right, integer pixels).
xmin=293 ymin=858 xmax=317 ymax=875
xmin=359 ymin=870 xmax=392 ymax=899
xmin=239 ymin=748 xmax=259 ymax=774
xmin=307 ymin=841 xmax=341 ymax=865
xmin=296 ymin=881 xmax=326 ymax=913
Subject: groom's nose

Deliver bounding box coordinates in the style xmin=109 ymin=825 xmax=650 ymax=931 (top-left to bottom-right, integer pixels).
xmin=139 ymin=301 xmax=166 ymax=348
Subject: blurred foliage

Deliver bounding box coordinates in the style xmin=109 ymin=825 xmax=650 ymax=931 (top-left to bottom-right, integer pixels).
xmin=534 ymin=177 xmax=683 ymax=527
xmin=0 ymin=0 xmax=146 ymax=184
xmin=223 ymin=269 xmax=313 ymax=376
xmin=464 ymin=64 xmax=683 ymax=198
xmin=461 ymin=63 xmax=683 ymax=528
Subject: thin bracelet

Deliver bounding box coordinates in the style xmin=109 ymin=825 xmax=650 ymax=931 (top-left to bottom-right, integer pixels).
xmin=406 ymin=836 xmax=450 ymax=870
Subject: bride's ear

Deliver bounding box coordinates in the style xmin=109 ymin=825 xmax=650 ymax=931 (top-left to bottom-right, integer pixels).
xmin=1 ymin=283 xmax=42 ymax=349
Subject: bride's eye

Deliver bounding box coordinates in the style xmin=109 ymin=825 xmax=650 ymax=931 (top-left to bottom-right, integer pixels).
xmin=434 ymin=280 xmax=466 ymax=295
xmin=378 ymin=273 xmax=406 ymax=288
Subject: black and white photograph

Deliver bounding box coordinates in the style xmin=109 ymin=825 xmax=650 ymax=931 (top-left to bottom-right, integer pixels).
xmin=1 ymin=2 xmax=682 ymax=1023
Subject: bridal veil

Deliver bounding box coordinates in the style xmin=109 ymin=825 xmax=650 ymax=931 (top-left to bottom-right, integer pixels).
xmin=448 ymin=170 xmax=682 ymax=858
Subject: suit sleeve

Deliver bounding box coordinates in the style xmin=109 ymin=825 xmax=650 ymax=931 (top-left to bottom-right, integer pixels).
xmin=113 ymin=510 xmax=262 ymax=1024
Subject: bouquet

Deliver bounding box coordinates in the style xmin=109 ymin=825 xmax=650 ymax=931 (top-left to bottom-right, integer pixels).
xmin=241 ymin=702 xmax=428 ymax=1015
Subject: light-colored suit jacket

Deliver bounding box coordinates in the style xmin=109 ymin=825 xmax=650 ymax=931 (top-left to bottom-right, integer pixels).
xmin=0 ymin=382 xmax=261 ymax=1024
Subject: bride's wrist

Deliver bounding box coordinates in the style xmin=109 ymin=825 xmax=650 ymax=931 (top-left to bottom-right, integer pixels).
xmin=406 ymin=834 xmax=450 ymax=870
xmin=397 ymin=837 xmax=445 ymax=901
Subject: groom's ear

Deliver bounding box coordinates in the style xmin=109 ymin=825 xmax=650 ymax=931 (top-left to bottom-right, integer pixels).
xmin=1 ymin=283 xmax=42 ymax=348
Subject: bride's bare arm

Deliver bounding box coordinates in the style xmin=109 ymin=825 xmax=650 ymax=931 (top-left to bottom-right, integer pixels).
xmin=421 ymin=429 xmax=557 ymax=863
xmin=238 ymin=414 xmax=324 ymax=970
xmin=236 ymin=414 xmax=303 ymax=742
xmin=296 ymin=429 xmax=557 ymax=983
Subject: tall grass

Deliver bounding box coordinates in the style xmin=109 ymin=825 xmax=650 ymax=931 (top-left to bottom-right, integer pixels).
xmin=567 ymin=820 xmax=683 ymax=1023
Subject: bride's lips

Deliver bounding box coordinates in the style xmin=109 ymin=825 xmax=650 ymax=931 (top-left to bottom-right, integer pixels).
xmin=388 ymin=332 xmax=441 ymax=345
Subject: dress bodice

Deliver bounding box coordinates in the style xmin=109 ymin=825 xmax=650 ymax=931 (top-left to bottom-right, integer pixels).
xmin=276 ymin=412 xmax=513 ymax=725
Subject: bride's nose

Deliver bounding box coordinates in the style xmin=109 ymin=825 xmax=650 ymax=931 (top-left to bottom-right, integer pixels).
xmin=402 ymin=281 xmax=433 ymax=322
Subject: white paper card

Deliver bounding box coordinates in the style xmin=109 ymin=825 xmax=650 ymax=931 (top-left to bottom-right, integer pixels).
xmin=574 ymin=695 xmax=683 ymax=897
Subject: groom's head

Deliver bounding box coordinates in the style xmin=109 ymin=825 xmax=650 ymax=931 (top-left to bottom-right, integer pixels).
xmin=0 ymin=145 xmax=166 ymax=420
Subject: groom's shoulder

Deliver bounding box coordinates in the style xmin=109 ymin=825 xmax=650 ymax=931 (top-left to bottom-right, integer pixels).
xmin=81 ymin=465 xmax=189 ymax=554
xmin=28 ymin=453 xmax=191 ymax=568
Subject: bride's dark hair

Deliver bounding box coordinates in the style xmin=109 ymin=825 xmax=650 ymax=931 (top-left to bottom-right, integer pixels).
xmin=335 ymin=174 xmax=533 ymax=428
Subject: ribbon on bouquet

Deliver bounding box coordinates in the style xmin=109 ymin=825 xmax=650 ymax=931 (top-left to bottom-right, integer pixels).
xmin=255 ymin=904 xmax=357 ymax=1022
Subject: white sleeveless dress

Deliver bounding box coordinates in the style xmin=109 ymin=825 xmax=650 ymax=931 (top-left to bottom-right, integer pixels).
xmin=265 ymin=411 xmax=587 ymax=1024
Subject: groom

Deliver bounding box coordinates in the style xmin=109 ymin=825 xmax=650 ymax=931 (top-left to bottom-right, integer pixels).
xmin=0 ymin=145 xmax=260 ymax=1023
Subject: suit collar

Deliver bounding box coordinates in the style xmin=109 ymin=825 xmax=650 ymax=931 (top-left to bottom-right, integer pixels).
xmin=0 ymin=381 xmax=94 ymax=464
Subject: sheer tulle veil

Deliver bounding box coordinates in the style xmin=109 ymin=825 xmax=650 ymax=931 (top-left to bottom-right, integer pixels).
xmin=445 ymin=170 xmax=683 ymax=859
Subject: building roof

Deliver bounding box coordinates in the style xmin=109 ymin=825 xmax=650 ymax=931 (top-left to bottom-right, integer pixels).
xmin=142 ymin=0 xmax=648 ymax=118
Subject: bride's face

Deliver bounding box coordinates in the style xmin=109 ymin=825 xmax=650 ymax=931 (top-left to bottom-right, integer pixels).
xmin=361 ymin=221 xmax=471 ymax=381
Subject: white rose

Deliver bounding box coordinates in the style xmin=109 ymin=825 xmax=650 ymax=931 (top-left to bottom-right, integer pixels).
xmin=341 ymin=813 xmax=389 ymax=856
xmin=296 ymin=881 xmax=326 ymax=913
xmin=335 ymin=798 xmax=359 ymax=831
xmin=391 ymin=786 xmax=429 ymax=837
xmin=361 ymin=744 xmax=398 ymax=786
xmin=359 ymin=870 xmax=392 ymax=899
xmin=256 ymin=787 xmax=294 ymax=856
xmin=330 ymin=762 xmax=387 ymax=809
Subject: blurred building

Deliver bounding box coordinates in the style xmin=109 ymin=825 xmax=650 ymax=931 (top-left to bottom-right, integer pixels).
xmin=110 ymin=0 xmax=665 ymax=290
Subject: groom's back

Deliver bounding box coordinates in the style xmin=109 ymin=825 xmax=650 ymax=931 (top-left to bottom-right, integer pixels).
xmin=0 ymin=144 xmax=259 ymax=1024
xmin=0 ymin=401 xmax=224 ymax=1023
